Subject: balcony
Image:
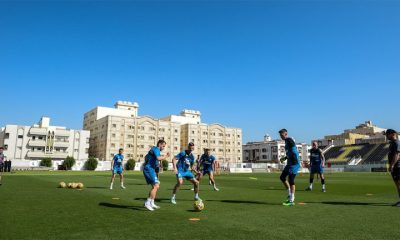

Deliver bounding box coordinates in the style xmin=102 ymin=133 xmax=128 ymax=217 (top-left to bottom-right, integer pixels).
xmin=27 ymin=151 xmax=68 ymax=159
xmin=53 ymin=141 xmax=70 ymax=148
xmin=29 ymin=128 xmax=47 ymax=136
xmin=55 ymin=130 xmax=70 ymax=137
xmin=28 ymin=140 xmax=46 ymax=147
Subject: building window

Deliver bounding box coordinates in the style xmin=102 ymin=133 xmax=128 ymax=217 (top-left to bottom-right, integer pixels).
xmin=112 ymin=124 xmax=117 ymax=128
xmin=18 ymin=135 xmax=23 ymax=139
xmin=262 ymin=148 xmax=267 ymax=152
xmin=5 ymin=133 xmax=9 ymax=139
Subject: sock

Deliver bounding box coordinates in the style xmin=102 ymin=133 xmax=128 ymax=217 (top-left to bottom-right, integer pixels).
xmin=290 ymin=193 xmax=295 ymax=202
xmin=195 ymin=193 xmax=199 ymax=199
xmin=309 ymin=183 xmax=313 ymax=189
xmin=288 ymin=188 xmax=291 ymax=197
xmin=121 ymin=182 xmax=124 ymax=186
xmin=322 ymin=184 xmax=326 ymax=190
xmin=146 ymin=198 xmax=152 ymax=204
xmin=172 ymin=194 xmax=176 ymax=199
xmin=151 ymin=199 xmax=155 ymax=205
xmin=110 ymin=182 xmax=113 ymax=187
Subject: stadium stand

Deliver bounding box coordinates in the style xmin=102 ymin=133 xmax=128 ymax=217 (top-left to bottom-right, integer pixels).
xmin=324 ymin=143 xmax=389 ymax=165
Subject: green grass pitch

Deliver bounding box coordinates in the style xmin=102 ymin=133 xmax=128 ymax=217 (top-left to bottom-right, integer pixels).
xmin=0 ymin=171 xmax=398 ymax=240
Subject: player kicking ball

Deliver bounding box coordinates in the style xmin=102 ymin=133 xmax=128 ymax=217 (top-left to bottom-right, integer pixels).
xmin=279 ymin=129 xmax=301 ymax=206
xmin=171 ymin=142 xmax=201 ymax=204
xmin=143 ymin=140 xmax=170 ymax=211
xmin=110 ymin=148 xmax=126 ymax=190
xmin=306 ymin=141 xmax=326 ymax=192
xmin=197 ymin=148 xmax=219 ymax=191
xmin=386 ymin=129 xmax=400 ymax=207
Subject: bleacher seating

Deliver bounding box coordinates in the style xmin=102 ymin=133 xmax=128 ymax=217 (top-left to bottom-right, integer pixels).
xmin=323 ymin=143 xmax=390 ymax=165
xmin=362 ymin=143 xmax=389 ymax=164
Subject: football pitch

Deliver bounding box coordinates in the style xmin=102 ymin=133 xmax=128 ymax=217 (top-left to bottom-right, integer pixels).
xmin=0 ymin=171 xmax=398 ymax=240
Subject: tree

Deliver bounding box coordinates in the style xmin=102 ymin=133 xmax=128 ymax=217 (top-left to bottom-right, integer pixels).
xmin=63 ymin=156 xmax=76 ymax=170
xmin=85 ymin=157 xmax=98 ymax=171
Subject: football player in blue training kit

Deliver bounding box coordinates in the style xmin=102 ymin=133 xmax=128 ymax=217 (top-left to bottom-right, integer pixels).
xmin=198 ymin=148 xmax=219 ymax=191
xmin=143 ymin=140 xmax=170 ymax=211
xmin=386 ymin=129 xmax=400 ymax=207
xmin=279 ymin=129 xmax=301 ymax=206
xmin=171 ymin=142 xmax=201 ymax=204
xmin=110 ymin=148 xmax=126 ymax=190
xmin=306 ymin=141 xmax=326 ymax=192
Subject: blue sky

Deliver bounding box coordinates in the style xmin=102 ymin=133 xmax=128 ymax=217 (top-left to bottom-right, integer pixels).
xmin=0 ymin=0 xmax=399 ymax=143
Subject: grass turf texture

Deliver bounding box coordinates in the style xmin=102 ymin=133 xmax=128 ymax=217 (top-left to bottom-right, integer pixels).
xmin=0 ymin=172 xmax=398 ymax=240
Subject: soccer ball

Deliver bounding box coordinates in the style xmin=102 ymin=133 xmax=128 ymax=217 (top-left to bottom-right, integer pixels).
xmin=77 ymin=183 xmax=84 ymax=189
xmin=193 ymin=200 xmax=204 ymax=211
xmin=67 ymin=182 xmax=73 ymax=188
xmin=59 ymin=182 xmax=66 ymax=188
xmin=71 ymin=183 xmax=78 ymax=189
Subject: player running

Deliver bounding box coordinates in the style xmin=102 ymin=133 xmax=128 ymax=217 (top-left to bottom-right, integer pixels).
xmin=386 ymin=129 xmax=400 ymax=207
xmin=306 ymin=141 xmax=326 ymax=192
xmin=110 ymin=148 xmax=126 ymax=190
xmin=279 ymin=129 xmax=301 ymax=206
xmin=143 ymin=140 xmax=170 ymax=211
xmin=171 ymin=142 xmax=201 ymax=204
xmin=197 ymin=148 xmax=219 ymax=191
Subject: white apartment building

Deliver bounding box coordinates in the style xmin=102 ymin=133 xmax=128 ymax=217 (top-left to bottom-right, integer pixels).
xmin=243 ymin=134 xmax=310 ymax=163
xmin=0 ymin=117 xmax=90 ymax=161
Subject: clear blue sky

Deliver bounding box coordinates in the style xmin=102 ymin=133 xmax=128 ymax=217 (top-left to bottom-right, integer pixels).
xmin=1 ymin=0 xmax=399 ymax=143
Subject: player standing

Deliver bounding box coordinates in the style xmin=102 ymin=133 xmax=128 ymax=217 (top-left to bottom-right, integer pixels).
xmin=306 ymin=142 xmax=326 ymax=192
xmin=279 ymin=129 xmax=301 ymax=206
xmin=110 ymin=148 xmax=126 ymax=190
xmin=386 ymin=129 xmax=400 ymax=207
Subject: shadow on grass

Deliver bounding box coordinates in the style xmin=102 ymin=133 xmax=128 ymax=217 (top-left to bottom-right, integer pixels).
xmin=86 ymin=187 xmax=108 ymax=189
xmin=306 ymin=201 xmax=392 ymax=207
xmin=207 ymin=199 xmax=281 ymax=206
xmin=99 ymin=202 xmax=145 ymax=211
xmin=134 ymin=197 xmax=174 ymax=203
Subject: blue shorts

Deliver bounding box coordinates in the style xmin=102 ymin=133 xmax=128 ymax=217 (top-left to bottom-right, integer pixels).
xmin=310 ymin=165 xmax=324 ymax=174
xmin=143 ymin=167 xmax=160 ymax=185
xmin=284 ymin=164 xmax=300 ymax=175
xmin=202 ymin=169 xmax=213 ymax=176
xmin=176 ymin=171 xmax=195 ymax=180
xmin=113 ymin=166 xmax=123 ymax=174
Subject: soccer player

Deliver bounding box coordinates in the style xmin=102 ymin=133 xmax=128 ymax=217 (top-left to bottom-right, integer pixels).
xmin=306 ymin=141 xmax=326 ymax=192
xmin=386 ymin=129 xmax=400 ymax=207
xmin=143 ymin=140 xmax=170 ymax=211
xmin=110 ymin=148 xmax=126 ymax=190
xmin=171 ymin=142 xmax=201 ymax=204
xmin=198 ymin=148 xmax=219 ymax=191
xmin=279 ymin=129 xmax=301 ymax=206
xmin=0 ymin=147 xmax=5 ymax=186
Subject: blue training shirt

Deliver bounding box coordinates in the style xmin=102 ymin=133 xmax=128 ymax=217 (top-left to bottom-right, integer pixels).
xmin=113 ymin=154 xmax=124 ymax=167
xmin=310 ymin=148 xmax=323 ymax=166
xmin=144 ymin=147 xmax=161 ymax=169
xmin=285 ymin=138 xmax=300 ymax=166
xmin=176 ymin=150 xmax=195 ymax=172
xmin=201 ymin=154 xmax=216 ymax=171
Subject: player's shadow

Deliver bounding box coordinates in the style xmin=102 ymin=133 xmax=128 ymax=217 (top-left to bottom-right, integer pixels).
xmin=307 ymin=201 xmax=392 ymax=207
xmin=86 ymin=187 xmax=108 ymax=189
xmin=99 ymin=202 xmax=145 ymax=211
xmin=207 ymin=199 xmax=281 ymax=206
xmin=264 ymin=188 xmax=306 ymax=192
xmin=134 ymin=197 xmax=175 ymax=203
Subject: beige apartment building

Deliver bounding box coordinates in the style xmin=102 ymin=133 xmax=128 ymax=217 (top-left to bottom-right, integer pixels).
xmin=84 ymin=102 xmax=243 ymax=164
xmin=162 ymin=110 xmax=243 ymax=164
xmin=83 ymin=101 xmax=180 ymax=161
